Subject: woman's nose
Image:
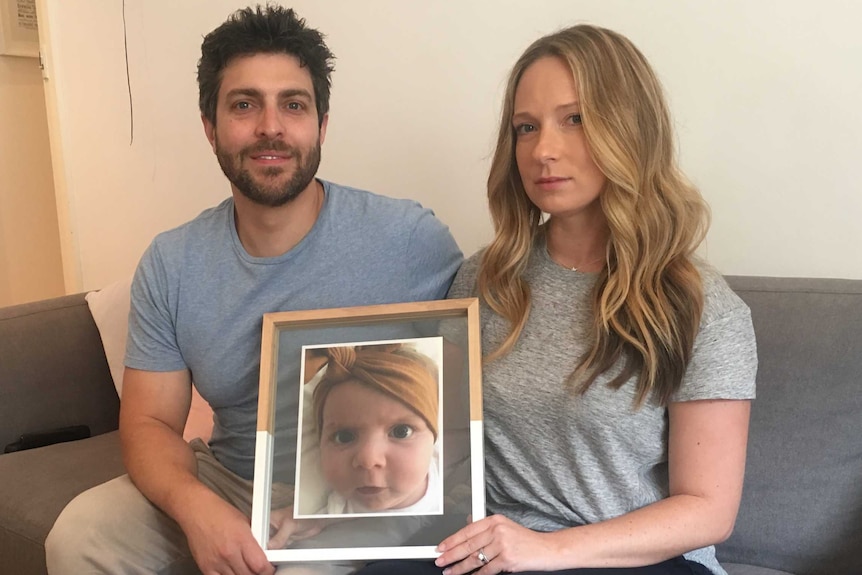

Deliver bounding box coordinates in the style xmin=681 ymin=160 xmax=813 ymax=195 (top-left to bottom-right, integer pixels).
xmin=532 ymin=126 xmax=561 ymax=163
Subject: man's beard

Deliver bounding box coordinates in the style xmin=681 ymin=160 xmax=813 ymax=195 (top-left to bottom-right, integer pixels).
xmin=216 ymin=137 xmax=321 ymax=207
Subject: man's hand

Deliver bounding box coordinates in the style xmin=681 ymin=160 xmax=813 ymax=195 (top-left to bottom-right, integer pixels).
xmin=180 ymin=490 xmax=275 ymax=575
xmin=268 ymin=506 xmax=324 ymax=549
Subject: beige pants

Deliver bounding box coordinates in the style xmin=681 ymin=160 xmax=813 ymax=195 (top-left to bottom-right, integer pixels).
xmin=45 ymin=439 xmax=357 ymax=575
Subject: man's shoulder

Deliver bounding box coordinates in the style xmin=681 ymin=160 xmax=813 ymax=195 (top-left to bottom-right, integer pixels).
xmin=149 ymin=198 xmax=233 ymax=249
xmin=323 ymin=180 xmax=430 ymax=221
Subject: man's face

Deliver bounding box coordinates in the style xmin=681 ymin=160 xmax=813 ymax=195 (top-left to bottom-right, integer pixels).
xmin=319 ymin=380 xmax=436 ymax=512
xmin=203 ymin=53 xmax=327 ymax=207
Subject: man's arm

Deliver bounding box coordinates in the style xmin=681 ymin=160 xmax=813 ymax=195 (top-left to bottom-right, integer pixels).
xmin=119 ymin=367 xmax=275 ymax=575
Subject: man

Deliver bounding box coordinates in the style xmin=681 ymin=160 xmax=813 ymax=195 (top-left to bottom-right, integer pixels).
xmin=45 ymin=6 xmax=461 ymax=574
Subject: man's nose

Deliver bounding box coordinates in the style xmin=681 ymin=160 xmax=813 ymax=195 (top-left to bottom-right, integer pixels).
xmin=255 ymin=104 xmax=284 ymax=140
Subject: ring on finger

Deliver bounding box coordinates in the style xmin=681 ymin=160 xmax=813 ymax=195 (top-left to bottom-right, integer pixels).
xmin=477 ymin=548 xmax=490 ymax=565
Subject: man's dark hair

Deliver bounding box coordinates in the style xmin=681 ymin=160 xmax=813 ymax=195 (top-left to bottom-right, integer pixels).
xmin=197 ymin=5 xmax=335 ymax=127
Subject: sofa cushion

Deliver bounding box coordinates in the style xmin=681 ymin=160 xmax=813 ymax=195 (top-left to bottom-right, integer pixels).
xmin=719 ymin=277 xmax=862 ymax=575
xmin=0 ymin=294 xmax=120 ymax=450
xmin=724 ymin=564 xmax=794 ymax=575
xmin=0 ymin=431 xmax=126 ymax=574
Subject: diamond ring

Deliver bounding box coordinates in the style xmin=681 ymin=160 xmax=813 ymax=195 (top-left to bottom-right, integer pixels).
xmin=477 ymin=549 xmax=489 ymax=565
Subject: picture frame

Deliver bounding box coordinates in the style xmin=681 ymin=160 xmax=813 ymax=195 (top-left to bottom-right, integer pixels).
xmin=251 ymin=298 xmax=484 ymax=563
xmin=0 ymin=0 xmax=39 ymax=58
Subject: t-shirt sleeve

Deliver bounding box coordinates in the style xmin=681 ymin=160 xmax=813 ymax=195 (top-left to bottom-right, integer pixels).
xmin=125 ymin=240 xmax=188 ymax=372
xmin=673 ymin=292 xmax=758 ymax=402
xmin=405 ymin=209 xmax=463 ymax=301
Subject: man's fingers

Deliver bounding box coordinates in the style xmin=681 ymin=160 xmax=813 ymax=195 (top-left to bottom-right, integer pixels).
xmin=241 ymin=541 xmax=275 ymax=575
xmin=267 ymin=520 xmax=295 ymax=550
xmin=290 ymin=524 xmax=323 ymax=541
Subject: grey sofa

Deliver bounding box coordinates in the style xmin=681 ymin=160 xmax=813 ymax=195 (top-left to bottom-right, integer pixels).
xmin=1 ymin=277 xmax=860 ymax=575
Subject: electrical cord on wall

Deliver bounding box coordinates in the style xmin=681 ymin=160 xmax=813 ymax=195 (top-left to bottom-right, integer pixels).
xmin=123 ymin=0 xmax=133 ymax=145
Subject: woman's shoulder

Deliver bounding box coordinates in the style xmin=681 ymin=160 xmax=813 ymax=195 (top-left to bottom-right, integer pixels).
xmin=675 ymin=259 xmax=757 ymax=401
xmin=695 ymin=259 xmax=751 ymax=327
xmin=447 ymin=249 xmax=485 ymax=299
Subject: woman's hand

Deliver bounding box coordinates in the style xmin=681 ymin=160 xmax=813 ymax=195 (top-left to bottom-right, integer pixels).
xmin=267 ymin=506 xmax=324 ymax=549
xmin=435 ymin=514 xmax=559 ymax=574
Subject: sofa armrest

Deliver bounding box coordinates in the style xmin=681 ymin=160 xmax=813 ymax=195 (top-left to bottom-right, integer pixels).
xmin=0 ymin=293 xmax=120 ymax=450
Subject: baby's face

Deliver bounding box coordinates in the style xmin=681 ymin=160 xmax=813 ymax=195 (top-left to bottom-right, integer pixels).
xmin=319 ymin=380 xmax=435 ymax=511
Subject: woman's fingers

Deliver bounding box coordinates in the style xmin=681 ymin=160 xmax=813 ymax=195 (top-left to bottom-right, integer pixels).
xmin=436 ymin=519 xmax=498 ymax=571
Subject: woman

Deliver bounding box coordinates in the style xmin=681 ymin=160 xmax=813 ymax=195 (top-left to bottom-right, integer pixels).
xmin=358 ymin=23 xmax=756 ymax=575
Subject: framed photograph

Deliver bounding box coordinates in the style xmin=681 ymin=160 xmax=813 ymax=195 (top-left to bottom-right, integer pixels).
xmin=251 ymin=298 xmax=484 ymax=563
xmin=0 ymin=0 xmax=39 ymax=58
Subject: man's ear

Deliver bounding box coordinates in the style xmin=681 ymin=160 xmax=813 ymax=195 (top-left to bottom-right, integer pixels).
xmin=318 ymin=113 xmax=329 ymax=146
xmin=202 ymin=114 xmax=216 ymax=152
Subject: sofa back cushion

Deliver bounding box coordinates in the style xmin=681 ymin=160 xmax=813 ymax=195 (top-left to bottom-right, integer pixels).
xmin=0 ymin=294 xmax=120 ymax=449
xmin=718 ymin=276 xmax=862 ymax=575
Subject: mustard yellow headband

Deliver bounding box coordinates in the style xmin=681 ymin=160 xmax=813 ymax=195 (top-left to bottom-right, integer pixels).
xmin=313 ymin=343 xmax=439 ymax=440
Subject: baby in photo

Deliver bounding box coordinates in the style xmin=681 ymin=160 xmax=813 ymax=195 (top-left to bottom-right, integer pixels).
xmin=309 ymin=342 xmax=442 ymax=516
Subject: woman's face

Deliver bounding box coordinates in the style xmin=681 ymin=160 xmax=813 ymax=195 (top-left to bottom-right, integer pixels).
xmin=319 ymin=380 xmax=435 ymax=512
xmin=512 ymin=56 xmax=607 ymax=223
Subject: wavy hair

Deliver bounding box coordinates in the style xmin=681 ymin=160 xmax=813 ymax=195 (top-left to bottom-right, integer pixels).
xmin=197 ymin=5 xmax=335 ymax=127
xmin=478 ymin=25 xmax=709 ymax=407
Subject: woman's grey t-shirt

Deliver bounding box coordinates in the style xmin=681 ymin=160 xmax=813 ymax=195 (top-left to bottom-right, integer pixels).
xmin=447 ymin=243 xmax=757 ymax=575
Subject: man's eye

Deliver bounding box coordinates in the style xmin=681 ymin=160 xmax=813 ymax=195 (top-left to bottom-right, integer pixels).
xmin=234 ymin=101 xmax=251 ymax=110
xmin=390 ymin=424 xmax=414 ymax=440
xmin=286 ymin=102 xmax=302 ymax=110
xmin=332 ymin=430 xmax=355 ymax=445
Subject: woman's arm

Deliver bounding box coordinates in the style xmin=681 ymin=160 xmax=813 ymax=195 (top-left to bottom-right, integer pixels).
xmin=435 ymin=398 xmax=751 ymax=574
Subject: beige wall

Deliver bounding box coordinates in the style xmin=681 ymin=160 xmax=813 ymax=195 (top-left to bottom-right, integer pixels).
xmin=0 ymin=54 xmax=63 ymax=306
xmin=37 ymin=1 xmax=862 ymax=290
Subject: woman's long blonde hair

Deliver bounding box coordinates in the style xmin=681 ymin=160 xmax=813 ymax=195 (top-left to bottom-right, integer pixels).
xmin=478 ymin=25 xmax=709 ymax=407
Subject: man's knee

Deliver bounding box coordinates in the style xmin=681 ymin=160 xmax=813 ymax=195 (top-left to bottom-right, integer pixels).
xmin=45 ymin=475 xmax=185 ymax=574
xmin=46 ymin=478 xmax=128 ymax=568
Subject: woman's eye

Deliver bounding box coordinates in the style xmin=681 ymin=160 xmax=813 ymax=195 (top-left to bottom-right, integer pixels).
xmin=514 ymin=123 xmax=536 ymax=136
xmin=390 ymin=424 xmax=414 ymax=439
xmin=567 ymin=113 xmax=582 ymax=125
xmin=332 ymin=430 xmax=355 ymax=445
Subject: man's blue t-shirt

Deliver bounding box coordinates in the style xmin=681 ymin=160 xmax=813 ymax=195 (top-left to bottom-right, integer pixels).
xmin=125 ymin=180 xmax=463 ymax=479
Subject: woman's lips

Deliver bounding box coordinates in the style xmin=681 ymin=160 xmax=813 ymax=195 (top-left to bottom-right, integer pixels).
xmin=535 ymin=176 xmax=570 ymax=190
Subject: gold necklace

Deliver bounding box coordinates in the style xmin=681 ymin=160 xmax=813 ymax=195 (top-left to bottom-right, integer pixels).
xmin=568 ymin=256 xmax=605 ymax=272
xmin=546 ymin=246 xmax=604 ymax=272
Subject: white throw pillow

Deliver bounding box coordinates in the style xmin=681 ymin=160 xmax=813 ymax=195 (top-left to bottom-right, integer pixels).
xmin=85 ymin=278 xmax=213 ymax=442
xmin=85 ymin=277 xmax=132 ymax=397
